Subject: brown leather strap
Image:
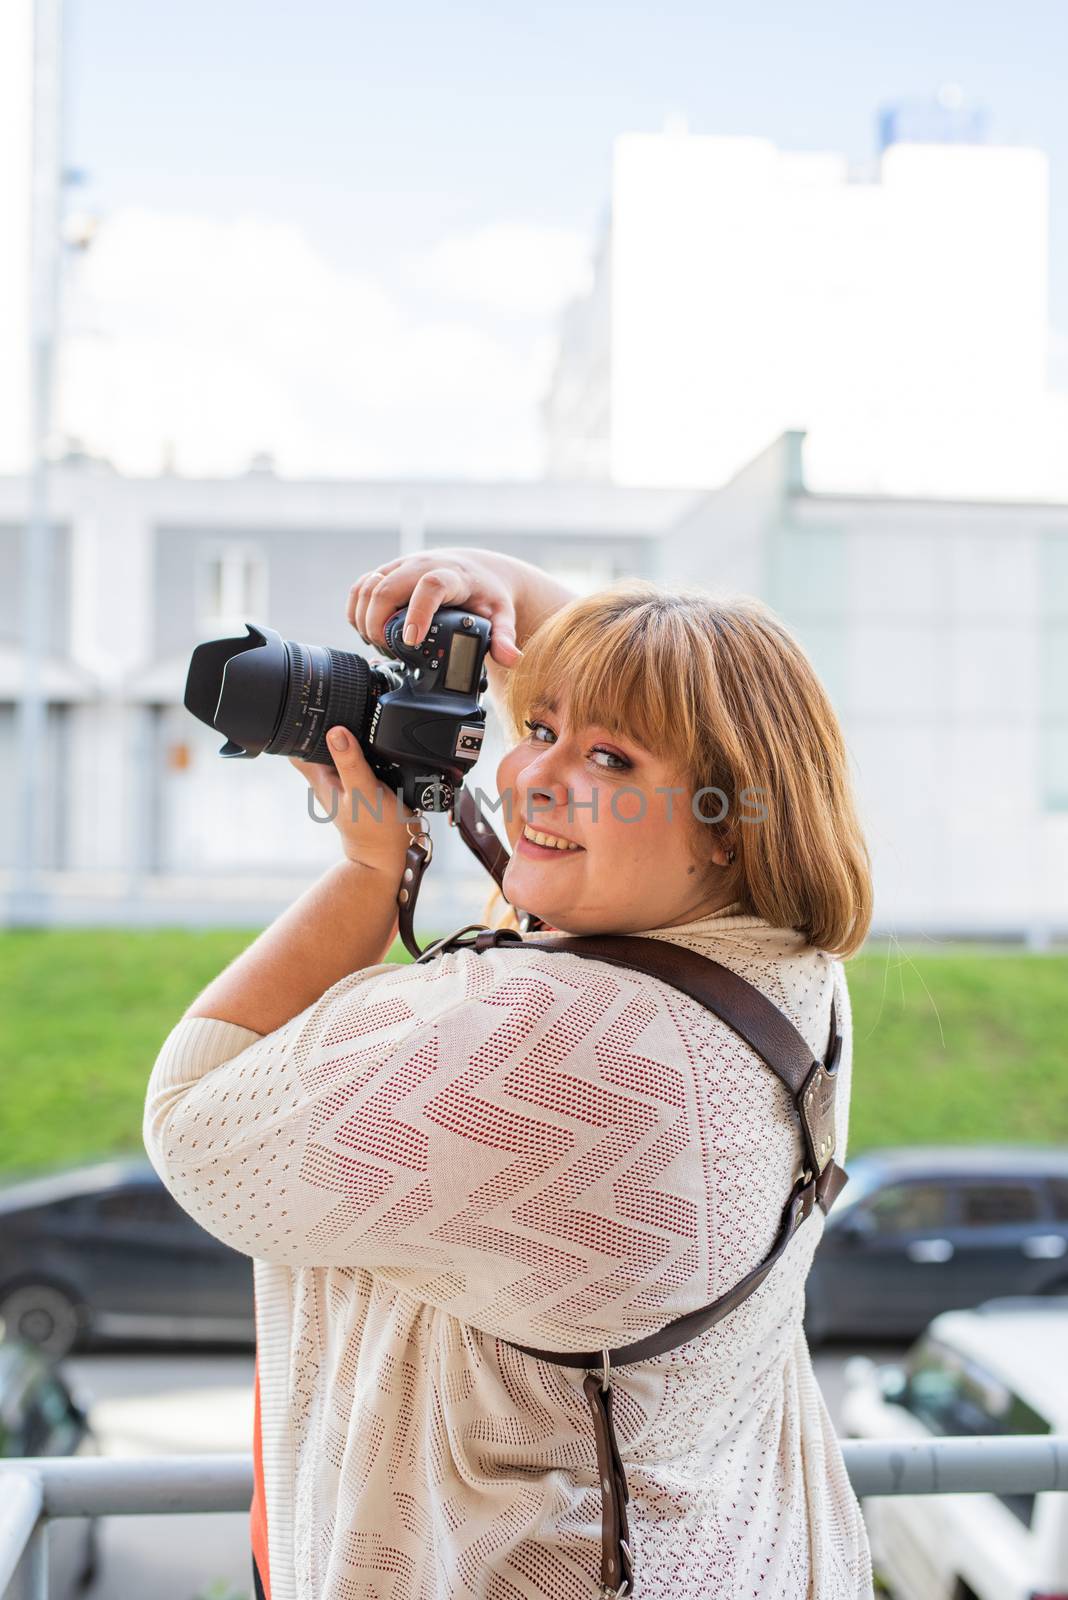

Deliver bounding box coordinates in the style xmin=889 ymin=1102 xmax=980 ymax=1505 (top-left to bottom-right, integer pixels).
xmin=507 ymin=1160 xmax=845 ymax=1372
xmin=453 ymin=787 xmax=549 ymax=934
xmin=396 ymin=829 xmax=433 ymax=961
xmin=416 ymin=919 xmax=847 ymax=1598
xmin=421 ymin=921 xmax=850 ymax=1364
xmin=454 ymin=785 xmax=511 ymax=889
xmin=479 ymin=928 xmax=828 ymax=1093
xmin=467 ymin=926 xmax=841 ymax=1181
xmin=582 ymin=1368 xmax=633 ymax=1597
xmin=516 ymin=1162 xmax=841 ymax=1596
xmin=516 ymin=1159 xmax=844 ymax=1598
xmin=396 ymin=789 xmax=549 ymax=960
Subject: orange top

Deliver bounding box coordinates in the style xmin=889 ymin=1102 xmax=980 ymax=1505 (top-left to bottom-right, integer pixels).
xmin=250 ymin=1348 xmax=271 ymax=1600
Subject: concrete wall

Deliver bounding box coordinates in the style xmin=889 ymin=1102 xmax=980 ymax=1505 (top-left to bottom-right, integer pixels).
xmin=767 ymin=492 xmax=1068 ymax=942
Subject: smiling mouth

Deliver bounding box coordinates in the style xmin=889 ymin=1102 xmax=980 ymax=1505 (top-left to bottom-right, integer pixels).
xmin=516 ymin=825 xmax=585 ymax=857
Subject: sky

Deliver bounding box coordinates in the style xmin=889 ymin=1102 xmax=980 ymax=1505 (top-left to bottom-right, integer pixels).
xmin=60 ymin=0 xmax=1068 ymax=479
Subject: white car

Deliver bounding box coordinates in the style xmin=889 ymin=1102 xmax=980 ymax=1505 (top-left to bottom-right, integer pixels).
xmin=841 ymin=1297 xmax=1068 ymax=1600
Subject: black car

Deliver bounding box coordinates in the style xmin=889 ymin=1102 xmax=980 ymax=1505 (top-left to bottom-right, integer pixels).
xmin=0 ymin=1336 xmax=100 ymax=1598
xmin=0 ymin=1158 xmax=255 ymax=1361
xmin=803 ymin=1145 xmax=1068 ymax=1344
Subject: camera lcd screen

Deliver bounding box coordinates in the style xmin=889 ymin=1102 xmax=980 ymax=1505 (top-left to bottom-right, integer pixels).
xmin=444 ymin=631 xmax=479 ymax=693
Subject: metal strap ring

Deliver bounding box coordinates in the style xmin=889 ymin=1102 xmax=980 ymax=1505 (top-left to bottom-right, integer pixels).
xmin=405 ymin=814 xmax=433 ymax=863
xmin=590 ymin=1346 xmax=610 ymax=1392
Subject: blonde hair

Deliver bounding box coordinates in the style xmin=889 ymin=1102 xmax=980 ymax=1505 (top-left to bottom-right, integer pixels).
xmin=485 ymin=578 xmax=873 ymax=959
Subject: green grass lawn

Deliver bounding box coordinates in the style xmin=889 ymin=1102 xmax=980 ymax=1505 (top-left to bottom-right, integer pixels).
xmin=0 ymin=930 xmax=1065 ymax=1184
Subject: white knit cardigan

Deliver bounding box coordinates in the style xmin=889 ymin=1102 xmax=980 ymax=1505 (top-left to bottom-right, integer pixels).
xmin=143 ymin=904 xmax=875 ymax=1599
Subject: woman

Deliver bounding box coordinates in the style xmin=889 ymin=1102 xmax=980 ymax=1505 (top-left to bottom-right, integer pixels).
xmin=143 ymin=548 xmax=875 ymax=1600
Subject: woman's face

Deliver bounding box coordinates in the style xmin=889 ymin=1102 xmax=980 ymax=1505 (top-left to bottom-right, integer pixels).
xmin=495 ymin=692 xmax=735 ymax=935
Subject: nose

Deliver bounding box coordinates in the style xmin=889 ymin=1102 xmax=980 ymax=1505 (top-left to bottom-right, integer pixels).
xmin=514 ymin=745 xmax=572 ymax=828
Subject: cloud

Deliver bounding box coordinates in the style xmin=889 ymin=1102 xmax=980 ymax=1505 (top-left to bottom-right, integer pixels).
xmin=412 ymin=220 xmax=594 ymax=317
xmin=58 ymin=208 xmax=570 ymax=477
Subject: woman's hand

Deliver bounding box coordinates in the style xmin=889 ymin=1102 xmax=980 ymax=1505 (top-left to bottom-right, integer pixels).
xmin=347 ymin=547 xmax=527 ymax=666
xmin=347 ymin=547 xmax=580 ymax=714
xmin=289 ymin=726 xmax=415 ymax=876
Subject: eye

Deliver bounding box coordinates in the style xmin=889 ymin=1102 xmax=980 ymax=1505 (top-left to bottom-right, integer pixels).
xmin=523 ymin=718 xmax=631 ymax=771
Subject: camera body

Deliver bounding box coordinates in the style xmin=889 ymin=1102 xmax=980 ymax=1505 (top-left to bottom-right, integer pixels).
xmin=183 ymin=604 xmax=492 ymax=812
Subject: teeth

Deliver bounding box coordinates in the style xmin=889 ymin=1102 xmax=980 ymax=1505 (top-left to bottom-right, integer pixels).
xmin=523 ymin=825 xmax=581 ymax=851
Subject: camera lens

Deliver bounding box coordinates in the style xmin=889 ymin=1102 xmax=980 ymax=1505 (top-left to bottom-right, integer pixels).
xmin=273 ymin=640 xmax=375 ymax=760
xmin=184 ymin=623 xmax=398 ymax=763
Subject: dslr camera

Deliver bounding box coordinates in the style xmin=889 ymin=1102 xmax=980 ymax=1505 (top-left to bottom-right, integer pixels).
xmin=183 ymin=605 xmax=491 ymax=813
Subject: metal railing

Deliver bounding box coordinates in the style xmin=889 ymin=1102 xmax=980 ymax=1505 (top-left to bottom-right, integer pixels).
xmin=2 ymin=1438 xmax=1068 ymax=1598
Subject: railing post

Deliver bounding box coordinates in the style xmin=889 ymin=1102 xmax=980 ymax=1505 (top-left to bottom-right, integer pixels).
xmin=23 ymin=1518 xmax=49 ymax=1600
xmin=0 ymin=1469 xmax=45 ymax=1597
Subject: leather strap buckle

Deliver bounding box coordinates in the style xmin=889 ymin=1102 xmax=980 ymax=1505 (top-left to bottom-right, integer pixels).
xmin=412 ymin=922 xmax=489 ymax=964
xmin=588 ymin=1347 xmax=611 ymax=1393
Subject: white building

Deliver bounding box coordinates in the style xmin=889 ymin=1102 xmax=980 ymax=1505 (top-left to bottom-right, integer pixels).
xmin=543 ymin=125 xmax=1068 ymax=501
xmin=0 ymin=0 xmax=35 ymax=476
xmin=1 ymin=436 xmax=1065 ymax=945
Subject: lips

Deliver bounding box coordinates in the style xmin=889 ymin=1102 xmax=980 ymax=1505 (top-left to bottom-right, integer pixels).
xmin=522 ymin=823 xmax=581 ymax=848
xmin=516 ymin=827 xmax=585 ymax=858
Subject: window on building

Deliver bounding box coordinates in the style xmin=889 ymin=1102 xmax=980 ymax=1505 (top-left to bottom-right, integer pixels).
xmin=197 ymin=543 xmax=268 ymax=636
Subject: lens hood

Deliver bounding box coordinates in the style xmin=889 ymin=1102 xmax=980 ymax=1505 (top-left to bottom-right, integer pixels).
xmin=184 ymin=622 xmax=289 ymax=757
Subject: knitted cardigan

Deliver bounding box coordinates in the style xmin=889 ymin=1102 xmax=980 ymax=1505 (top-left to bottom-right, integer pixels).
xmin=143 ymin=903 xmax=875 ymax=1599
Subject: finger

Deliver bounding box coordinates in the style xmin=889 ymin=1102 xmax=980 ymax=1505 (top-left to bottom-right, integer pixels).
xmin=346 ymin=558 xmax=408 ymax=631
xmin=348 ymin=570 xmax=393 ymax=640
xmin=369 ymin=566 xmax=464 ymax=648
xmin=325 ymin=725 xmax=392 ymax=823
xmin=289 ymin=758 xmax=342 ymax=826
xmin=348 ymin=555 xmax=437 ymax=639
xmin=485 ymin=598 xmax=523 ymax=666
xmin=289 ymin=751 xmax=340 ymax=782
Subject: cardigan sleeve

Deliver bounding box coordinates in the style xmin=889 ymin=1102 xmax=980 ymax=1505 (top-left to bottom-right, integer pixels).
xmin=143 ymin=942 xmax=807 ymax=1348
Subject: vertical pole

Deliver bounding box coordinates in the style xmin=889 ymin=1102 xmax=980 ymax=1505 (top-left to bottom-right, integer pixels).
xmin=24 ymin=1517 xmax=49 ymax=1600
xmin=13 ymin=0 xmax=64 ymax=924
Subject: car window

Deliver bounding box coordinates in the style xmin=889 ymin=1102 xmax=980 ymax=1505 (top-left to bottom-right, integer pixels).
xmin=903 ymin=1338 xmax=964 ymax=1433
xmin=903 ymin=1335 xmax=1050 ymax=1529
xmin=92 ymin=1188 xmax=185 ymax=1226
xmin=954 ymin=1183 xmax=1041 ymax=1226
xmin=824 ymin=1163 xmax=882 ymax=1218
xmin=863 ymin=1182 xmax=948 ymax=1234
xmin=45 ymin=1197 xmax=91 ymax=1220
xmin=1047 ymin=1177 xmax=1068 ymax=1221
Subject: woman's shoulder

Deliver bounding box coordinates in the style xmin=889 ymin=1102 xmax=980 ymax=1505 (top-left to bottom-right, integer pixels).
xmin=327 ymin=921 xmax=845 ymax=1068
xmin=603 ymin=913 xmax=846 ymax=1066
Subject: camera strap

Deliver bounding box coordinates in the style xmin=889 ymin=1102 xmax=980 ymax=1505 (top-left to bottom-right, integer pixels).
xmin=397 ymin=786 xmax=550 ymax=960
xmin=414 ymin=922 xmax=848 ymax=1598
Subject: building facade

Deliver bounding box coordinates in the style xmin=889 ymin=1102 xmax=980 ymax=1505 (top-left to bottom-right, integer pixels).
xmin=543 ymin=125 xmax=1068 ymax=503
xmin=0 ymin=0 xmax=36 ymax=477
xmin=2 ymin=435 xmax=1065 ymax=944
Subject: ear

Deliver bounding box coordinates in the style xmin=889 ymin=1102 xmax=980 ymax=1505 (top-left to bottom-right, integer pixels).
xmin=697 ymin=833 xmax=735 ymax=872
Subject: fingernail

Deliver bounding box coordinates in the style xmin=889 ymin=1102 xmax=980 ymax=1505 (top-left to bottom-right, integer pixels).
xmin=328 ymin=727 xmax=350 ymax=750
xmin=403 ymin=624 xmax=416 ymax=645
